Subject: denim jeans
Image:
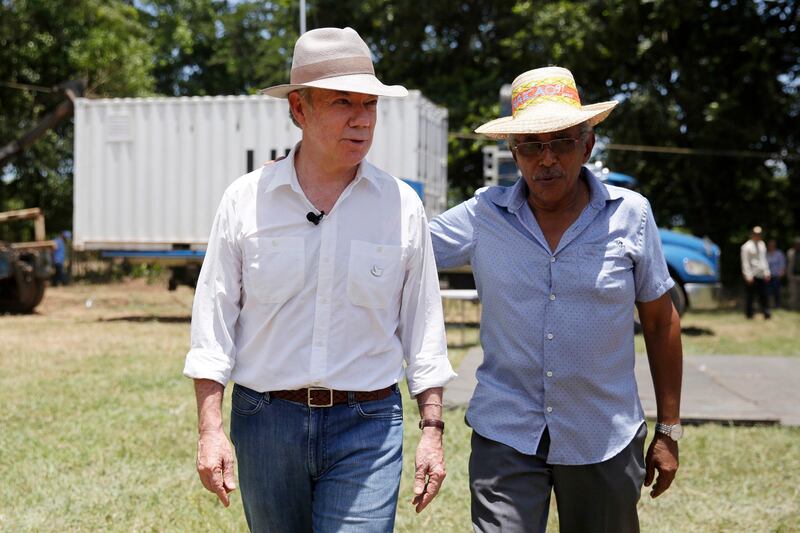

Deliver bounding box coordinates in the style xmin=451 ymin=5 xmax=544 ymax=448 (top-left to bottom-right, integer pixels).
xmin=229 ymin=383 xmax=404 ymax=533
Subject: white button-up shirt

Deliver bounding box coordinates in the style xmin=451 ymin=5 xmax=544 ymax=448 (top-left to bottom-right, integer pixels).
xmin=183 ymin=145 xmax=455 ymax=396
xmin=741 ymin=239 xmax=770 ymax=280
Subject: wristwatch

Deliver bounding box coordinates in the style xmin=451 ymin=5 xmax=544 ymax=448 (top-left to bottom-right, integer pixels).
xmin=419 ymin=418 xmax=445 ymax=433
xmin=655 ymin=422 xmax=683 ymax=441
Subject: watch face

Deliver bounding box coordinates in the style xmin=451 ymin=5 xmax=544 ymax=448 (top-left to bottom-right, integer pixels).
xmin=671 ymin=424 xmax=684 ymax=440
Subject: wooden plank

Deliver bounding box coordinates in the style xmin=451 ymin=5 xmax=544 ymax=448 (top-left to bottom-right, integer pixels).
xmin=0 ymin=208 xmax=42 ymax=223
xmin=9 ymin=240 xmax=56 ymax=250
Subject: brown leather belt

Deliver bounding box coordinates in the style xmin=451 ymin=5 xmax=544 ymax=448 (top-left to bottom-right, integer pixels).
xmin=271 ymin=386 xmax=394 ymax=407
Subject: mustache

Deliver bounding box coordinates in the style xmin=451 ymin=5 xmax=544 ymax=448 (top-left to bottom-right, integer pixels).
xmin=531 ymin=168 xmax=564 ymax=181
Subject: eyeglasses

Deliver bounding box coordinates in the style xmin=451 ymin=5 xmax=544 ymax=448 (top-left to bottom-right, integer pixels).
xmin=512 ymin=138 xmax=580 ymax=158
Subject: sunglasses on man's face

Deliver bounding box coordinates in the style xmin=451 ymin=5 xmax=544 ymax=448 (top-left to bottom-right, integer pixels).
xmin=512 ymin=138 xmax=580 ymax=158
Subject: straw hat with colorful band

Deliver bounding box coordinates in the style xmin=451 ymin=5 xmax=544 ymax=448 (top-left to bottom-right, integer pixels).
xmin=260 ymin=27 xmax=408 ymax=99
xmin=475 ymin=66 xmax=618 ymax=139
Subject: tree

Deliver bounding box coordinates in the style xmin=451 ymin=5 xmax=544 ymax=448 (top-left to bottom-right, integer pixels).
xmin=139 ymin=0 xmax=299 ymax=96
xmin=0 ymin=0 xmax=155 ymax=232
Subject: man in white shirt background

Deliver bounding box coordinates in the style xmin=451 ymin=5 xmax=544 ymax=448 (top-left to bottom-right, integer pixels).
xmin=740 ymin=225 xmax=771 ymax=319
xmin=183 ymin=27 xmax=455 ymax=532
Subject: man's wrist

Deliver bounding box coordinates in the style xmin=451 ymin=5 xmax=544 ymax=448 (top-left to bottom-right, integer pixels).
xmin=419 ymin=418 xmax=445 ymax=433
xmin=198 ymin=423 xmax=224 ymax=434
xmin=655 ymin=421 xmax=683 ymax=441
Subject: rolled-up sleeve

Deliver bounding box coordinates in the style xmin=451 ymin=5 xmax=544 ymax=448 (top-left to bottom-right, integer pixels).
xmin=633 ymin=198 xmax=674 ymax=302
xmin=399 ymin=205 xmax=456 ymax=396
xmin=183 ymin=191 xmax=242 ymax=385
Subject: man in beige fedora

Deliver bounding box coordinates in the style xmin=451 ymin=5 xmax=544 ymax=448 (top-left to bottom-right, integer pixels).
xmin=184 ymin=27 xmax=455 ymax=532
xmin=431 ymin=66 xmax=683 ymax=532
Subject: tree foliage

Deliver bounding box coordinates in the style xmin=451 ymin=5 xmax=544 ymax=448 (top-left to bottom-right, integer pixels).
xmin=1 ymin=0 xmax=797 ymax=282
xmin=0 ymin=0 xmax=155 ymax=232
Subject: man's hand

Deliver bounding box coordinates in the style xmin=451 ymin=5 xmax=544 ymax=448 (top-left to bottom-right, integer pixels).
xmin=196 ymin=429 xmax=237 ymax=507
xmin=644 ymin=433 xmax=678 ymax=498
xmin=412 ymin=428 xmax=446 ymax=513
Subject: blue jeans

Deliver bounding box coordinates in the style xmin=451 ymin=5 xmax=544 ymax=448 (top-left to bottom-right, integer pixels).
xmin=229 ymin=384 xmax=404 ymax=533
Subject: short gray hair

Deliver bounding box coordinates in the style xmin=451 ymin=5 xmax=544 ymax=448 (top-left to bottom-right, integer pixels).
xmin=289 ymin=88 xmax=312 ymax=128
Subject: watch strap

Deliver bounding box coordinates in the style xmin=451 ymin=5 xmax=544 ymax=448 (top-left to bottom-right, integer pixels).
xmin=419 ymin=418 xmax=445 ymax=433
xmin=655 ymin=422 xmax=682 ymax=441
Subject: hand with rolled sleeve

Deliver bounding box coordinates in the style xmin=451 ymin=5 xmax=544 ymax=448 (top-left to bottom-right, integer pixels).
xmin=412 ymin=387 xmax=446 ymax=512
xmin=194 ymin=379 xmax=236 ymax=507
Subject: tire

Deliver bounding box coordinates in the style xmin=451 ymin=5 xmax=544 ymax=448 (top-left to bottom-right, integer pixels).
xmin=634 ymin=281 xmax=687 ymax=333
xmin=668 ymin=282 xmax=687 ymax=316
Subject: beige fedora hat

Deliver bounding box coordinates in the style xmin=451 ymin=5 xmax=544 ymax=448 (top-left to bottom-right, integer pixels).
xmin=475 ymin=66 xmax=618 ymax=139
xmin=260 ymin=27 xmax=408 ymax=98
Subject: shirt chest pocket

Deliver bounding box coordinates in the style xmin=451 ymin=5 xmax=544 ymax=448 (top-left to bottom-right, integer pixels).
xmin=580 ymin=241 xmax=633 ymax=290
xmin=242 ymin=237 xmax=305 ymax=304
xmin=347 ymin=240 xmax=405 ymax=309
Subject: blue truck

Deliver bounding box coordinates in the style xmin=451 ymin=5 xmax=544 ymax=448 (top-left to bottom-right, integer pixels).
xmin=480 ymin=147 xmax=721 ymax=315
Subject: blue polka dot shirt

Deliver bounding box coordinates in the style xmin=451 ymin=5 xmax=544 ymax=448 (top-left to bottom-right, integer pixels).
xmin=430 ymin=168 xmax=674 ymax=464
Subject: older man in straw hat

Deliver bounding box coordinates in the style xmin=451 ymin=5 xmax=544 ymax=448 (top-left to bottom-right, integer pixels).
xmin=431 ymin=66 xmax=683 ymax=532
xmin=184 ymin=27 xmax=455 ymax=532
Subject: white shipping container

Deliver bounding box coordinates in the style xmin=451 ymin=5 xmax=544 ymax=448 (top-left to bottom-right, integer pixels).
xmin=73 ymin=92 xmax=448 ymax=251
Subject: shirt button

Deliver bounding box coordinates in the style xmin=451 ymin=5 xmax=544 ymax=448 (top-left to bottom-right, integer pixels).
xmin=549 ymin=294 xmax=556 ymax=301
xmin=550 ymin=256 xmax=556 ymax=263
xmin=546 ymin=371 xmax=553 ymax=377
xmin=377 ymin=246 xmax=383 ymax=252
xmin=320 ymin=298 xmax=328 ymax=304
xmin=546 ymin=333 xmax=554 ymax=340
xmin=546 ymin=406 xmax=553 ymax=413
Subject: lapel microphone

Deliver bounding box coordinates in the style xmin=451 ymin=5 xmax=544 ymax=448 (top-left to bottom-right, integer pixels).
xmin=306 ymin=211 xmax=325 ymax=225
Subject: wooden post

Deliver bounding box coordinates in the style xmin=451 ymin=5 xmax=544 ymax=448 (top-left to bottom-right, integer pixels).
xmin=34 ymin=212 xmax=45 ymax=241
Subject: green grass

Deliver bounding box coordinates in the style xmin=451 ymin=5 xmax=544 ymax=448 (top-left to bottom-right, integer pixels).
xmin=636 ymin=308 xmax=800 ymax=356
xmin=1 ymin=282 xmax=799 ymax=532
xmin=444 ymin=297 xmax=800 ymax=356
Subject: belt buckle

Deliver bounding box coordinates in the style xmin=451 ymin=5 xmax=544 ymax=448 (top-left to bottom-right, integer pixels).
xmin=307 ymin=387 xmax=333 ymax=407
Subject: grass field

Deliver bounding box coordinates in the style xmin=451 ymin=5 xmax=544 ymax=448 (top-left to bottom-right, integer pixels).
xmin=1 ymin=281 xmax=799 ymax=532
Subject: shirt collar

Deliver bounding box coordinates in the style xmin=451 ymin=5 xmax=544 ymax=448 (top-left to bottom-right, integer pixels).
xmin=263 ymin=142 xmax=382 ymax=196
xmin=491 ymin=177 xmax=528 ymax=214
xmin=584 ymin=166 xmax=625 ymax=209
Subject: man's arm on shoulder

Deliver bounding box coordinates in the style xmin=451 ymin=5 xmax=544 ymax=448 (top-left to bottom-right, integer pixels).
xmin=636 ymin=292 xmax=682 ymax=498
xmin=429 ymin=197 xmax=478 ymax=270
xmin=194 ymin=379 xmax=237 ymax=507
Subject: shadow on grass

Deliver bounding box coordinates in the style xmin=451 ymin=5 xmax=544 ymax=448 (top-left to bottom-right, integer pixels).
xmin=99 ymin=315 xmax=191 ymax=323
xmin=681 ymin=326 xmax=715 ymax=336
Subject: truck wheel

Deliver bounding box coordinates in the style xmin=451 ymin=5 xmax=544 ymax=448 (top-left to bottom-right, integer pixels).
xmin=2 ymin=277 xmax=45 ymax=314
xmin=668 ymin=283 xmax=687 ymax=316
xmin=634 ymin=283 xmax=687 ymax=333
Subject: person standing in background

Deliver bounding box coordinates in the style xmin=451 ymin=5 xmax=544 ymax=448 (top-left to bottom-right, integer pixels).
xmin=51 ymin=230 xmax=70 ymax=286
xmin=740 ymin=226 xmax=771 ymax=319
xmin=787 ymin=238 xmax=800 ymax=311
xmin=766 ymin=239 xmax=786 ymax=309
